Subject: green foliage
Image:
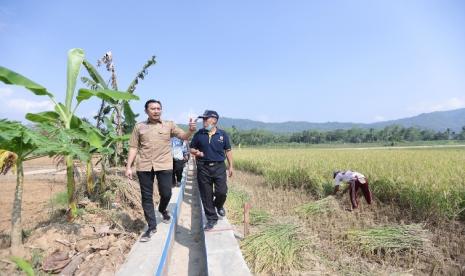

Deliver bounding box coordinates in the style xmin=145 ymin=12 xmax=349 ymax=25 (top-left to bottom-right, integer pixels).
xmin=249 ymin=209 xmax=270 ymax=225
xmin=65 ymin=48 xmax=85 ymax=111
xmin=224 ymin=188 xmax=250 ymax=224
xmin=10 ymin=256 xmax=34 ymax=276
xmin=0 ymin=66 xmax=52 ymax=97
xmin=0 ymin=49 xmax=141 ymax=219
xmin=223 ymin=125 xmax=465 ymax=146
xmin=80 ymin=54 xmax=154 ymax=166
xmin=0 ymin=120 xmax=47 ymax=159
xmin=76 ymin=207 xmax=86 ymax=217
xmin=50 ymin=192 xmax=68 ymax=208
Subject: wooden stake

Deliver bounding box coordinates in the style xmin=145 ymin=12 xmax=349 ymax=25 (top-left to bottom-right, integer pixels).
xmin=244 ymin=202 xmax=251 ymax=237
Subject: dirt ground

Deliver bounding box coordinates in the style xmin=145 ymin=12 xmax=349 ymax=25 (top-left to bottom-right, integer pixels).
xmin=229 ymin=170 xmax=465 ymax=276
xmin=1 ymin=158 xmax=464 ymax=275
xmin=1 ymin=158 xmax=66 ymax=235
xmin=0 ymin=157 xmax=147 ymax=275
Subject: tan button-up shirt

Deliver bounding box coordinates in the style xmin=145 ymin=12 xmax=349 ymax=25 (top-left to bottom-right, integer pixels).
xmin=129 ymin=120 xmax=186 ymax=171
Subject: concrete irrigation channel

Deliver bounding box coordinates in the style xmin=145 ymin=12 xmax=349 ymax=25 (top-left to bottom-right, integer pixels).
xmin=117 ymin=159 xmax=251 ymax=276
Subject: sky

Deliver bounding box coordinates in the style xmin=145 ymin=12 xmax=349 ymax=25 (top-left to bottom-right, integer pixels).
xmin=1 ymin=0 xmax=465 ymax=124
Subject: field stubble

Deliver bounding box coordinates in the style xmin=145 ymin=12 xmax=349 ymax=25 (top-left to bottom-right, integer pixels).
xmin=229 ymin=168 xmax=465 ymax=275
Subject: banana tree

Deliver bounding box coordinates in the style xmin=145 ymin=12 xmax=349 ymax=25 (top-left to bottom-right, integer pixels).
xmin=0 ymin=120 xmax=88 ymax=255
xmin=81 ymin=54 xmax=156 ymax=166
xmin=0 ymin=48 xmax=139 ymax=220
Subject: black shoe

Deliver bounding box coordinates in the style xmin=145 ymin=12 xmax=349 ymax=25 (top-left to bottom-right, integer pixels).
xmin=161 ymin=210 xmax=171 ymax=223
xmin=217 ymin=207 xmax=226 ymax=217
xmin=204 ymin=220 xmax=217 ymax=231
xmin=140 ymin=228 xmax=157 ymax=242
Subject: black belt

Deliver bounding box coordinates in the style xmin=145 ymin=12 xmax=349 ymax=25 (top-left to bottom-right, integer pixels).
xmin=198 ymin=161 xmax=223 ymax=166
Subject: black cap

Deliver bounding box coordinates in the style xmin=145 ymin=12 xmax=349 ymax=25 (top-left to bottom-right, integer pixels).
xmin=198 ymin=110 xmax=219 ymax=119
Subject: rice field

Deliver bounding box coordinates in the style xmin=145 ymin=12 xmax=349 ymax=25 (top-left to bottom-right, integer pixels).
xmin=234 ymin=147 xmax=465 ymax=220
xmin=229 ymin=170 xmax=465 ymax=275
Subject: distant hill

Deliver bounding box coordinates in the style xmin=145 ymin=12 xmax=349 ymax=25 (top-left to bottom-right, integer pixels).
xmin=208 ymin=108 xmax=465 ymax=133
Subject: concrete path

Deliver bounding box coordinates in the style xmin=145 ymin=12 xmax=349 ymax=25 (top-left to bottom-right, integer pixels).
xmin=117 ymin=159 xmax=251 ymax=276
xmin=167 ymin=163 xmax=206 ymax=276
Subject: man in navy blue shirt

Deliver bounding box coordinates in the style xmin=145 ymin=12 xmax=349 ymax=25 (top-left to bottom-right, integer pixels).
xmin=190 ymin=110 xmax=233 ymax=231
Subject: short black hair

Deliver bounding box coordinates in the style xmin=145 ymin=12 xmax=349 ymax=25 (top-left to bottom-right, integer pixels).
xmin=333 ymin=170 xmax=341 ymax=179
xmin=145 ymin=99 xmax=162 ymax=110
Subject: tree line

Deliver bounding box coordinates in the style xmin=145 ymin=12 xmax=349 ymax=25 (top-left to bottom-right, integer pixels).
xmin=227 ymin=125 xmax=465 ymax=146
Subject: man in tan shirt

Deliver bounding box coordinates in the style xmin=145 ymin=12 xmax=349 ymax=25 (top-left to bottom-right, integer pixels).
xmin=126 ymin=99 xmax=196 ymax=242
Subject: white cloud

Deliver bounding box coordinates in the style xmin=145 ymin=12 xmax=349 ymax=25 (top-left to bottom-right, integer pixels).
xmin=430 ymin=97 xmax=465 ymax=111
xmin=6 ymin=98 xmax=54 ymax=113
xmin=408 ymin=97 xmax=465 ymax=114
xmin=166 ymin=108 xmax=202 ymax=124
xmin=255 ymin=114 xmax=271 ymax=122
xmin=373 ymin=115 xmax=385 ymax=122
xmin=0 ymin=87 xmax=14 ymax=96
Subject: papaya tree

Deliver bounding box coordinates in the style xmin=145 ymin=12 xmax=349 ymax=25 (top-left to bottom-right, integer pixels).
xmin=0 ymin=48 xmax=139 ymax=220
xmin=0 ymin=120 xmax=88 ymax=255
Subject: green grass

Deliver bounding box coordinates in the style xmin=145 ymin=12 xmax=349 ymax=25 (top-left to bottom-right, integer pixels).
xmin=241 ymin=224 xmax=305 ymax=274
xmin=344 ymin=224 xmax=430 ymax=255
xmin=49 ymin=191 xmax=68 ymax=208
xmin=10 ymin=256 xmax=34 ymax=276
xmin=250 ymin=209 xmax=271 ymax=225
xmin=225 ymin=187 xmax=250 ymax=224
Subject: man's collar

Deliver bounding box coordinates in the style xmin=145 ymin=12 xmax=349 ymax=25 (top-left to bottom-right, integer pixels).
xmin=146 ymin=119 xmax=163 ymax=125
xmin=201 ymin=127 xmax=221 ymax=134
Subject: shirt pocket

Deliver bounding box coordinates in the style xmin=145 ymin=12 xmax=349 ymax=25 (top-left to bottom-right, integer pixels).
xmin=139 ymin=128 xmax=152 ymax=145
xmin=157 ymin=127 xmax=171 ymax=141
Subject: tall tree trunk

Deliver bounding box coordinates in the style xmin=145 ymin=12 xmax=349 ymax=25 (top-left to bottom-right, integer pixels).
xmin=114 ymin=104 xmax=123 ymax=166
xmin=99 ymin=157 xmax=107 ymax=192
xmin=66 ymin=155 xmax=77 ymax=221
xmin=86 ymin=159 xmax=94 ymax=195
xmin=10 ymin=159 xmax=24 ymax=256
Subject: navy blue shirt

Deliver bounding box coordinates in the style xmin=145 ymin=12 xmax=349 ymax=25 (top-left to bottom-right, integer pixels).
xmin=190 ymin=128 xmax=231 ymax=162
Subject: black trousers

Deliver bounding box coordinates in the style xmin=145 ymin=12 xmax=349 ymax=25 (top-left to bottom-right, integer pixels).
xmin=136 ymin=169 xmax=172 ymax=230
xmin=197 ymin=162 xmax=227 ymax=222
xmin=172 ymin=159 xmax=185 ymax=184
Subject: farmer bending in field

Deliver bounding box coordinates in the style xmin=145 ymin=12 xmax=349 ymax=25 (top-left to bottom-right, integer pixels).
xmin=333 ymin=170 xmax=372 ymax=211
xmin=126 ymin=99 xmax=196 ymax=242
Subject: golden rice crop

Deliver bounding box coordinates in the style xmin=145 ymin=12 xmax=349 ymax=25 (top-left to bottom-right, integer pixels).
xmin=234 ymin=147 xmax=465 ymax=220
xmin=295 ymin=195 xmax=339 ymax=217
xmin=241 ymin=223 xmax=305 ymax=274
xmin=344 ymin=224 xmax=431 ymax=256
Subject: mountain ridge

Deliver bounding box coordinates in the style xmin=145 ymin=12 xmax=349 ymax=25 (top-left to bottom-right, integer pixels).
xmin=209 ymin=108 xmax=465 ymax=133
